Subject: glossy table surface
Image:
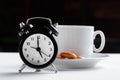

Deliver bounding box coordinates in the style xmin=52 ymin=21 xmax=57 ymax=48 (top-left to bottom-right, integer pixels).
xmin=0 ymin=52 xmax=120 ymax=80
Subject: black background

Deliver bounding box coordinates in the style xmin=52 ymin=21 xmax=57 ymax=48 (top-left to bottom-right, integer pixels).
xmin=0 ymin=0 xmax=120 ymax=53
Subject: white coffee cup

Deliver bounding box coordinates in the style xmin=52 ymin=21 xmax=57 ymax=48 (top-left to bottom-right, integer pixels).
xmin=55 ymin=25 xmax=105 ymax=57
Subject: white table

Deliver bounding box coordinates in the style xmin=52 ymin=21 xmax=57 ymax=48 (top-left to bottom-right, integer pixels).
xmin=0 ymin=52 xmax=120 ymax=80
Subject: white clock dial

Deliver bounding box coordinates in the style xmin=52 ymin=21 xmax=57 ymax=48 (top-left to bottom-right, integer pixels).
xmin=22 ymin=33 xmax=54 ymax=65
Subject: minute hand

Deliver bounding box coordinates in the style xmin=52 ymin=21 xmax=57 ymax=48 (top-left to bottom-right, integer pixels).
xmin=37 ymin=36 xmax=40 ymax=47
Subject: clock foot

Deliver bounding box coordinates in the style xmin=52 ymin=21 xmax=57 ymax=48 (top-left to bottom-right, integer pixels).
xmin=18 ymin=64 xmax=26 ymax=73
xmin=51 ymin=64 xmax=57 ymax=73
xmin=18 ymin=64 xmax=57 ymax=73
xmin=35 ymin=69 xmax=41 ymax=72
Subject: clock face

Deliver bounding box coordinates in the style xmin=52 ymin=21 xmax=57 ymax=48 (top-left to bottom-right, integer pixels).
xmin=22 ymin=33 xmax=55 ymax=66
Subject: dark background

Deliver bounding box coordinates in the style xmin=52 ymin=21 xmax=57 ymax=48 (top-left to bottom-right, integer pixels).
xmin=0 ymin=0 xmax=120 ymax=53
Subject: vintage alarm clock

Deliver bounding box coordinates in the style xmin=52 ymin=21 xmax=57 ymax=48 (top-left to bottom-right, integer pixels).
xmin=18 ymin=17 xmax=58 ymax=72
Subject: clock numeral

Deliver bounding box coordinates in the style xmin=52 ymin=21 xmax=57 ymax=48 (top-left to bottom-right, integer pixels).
xmin=48 ymin=42 xmax=51 ymax=45
xmin=37 ymin=60 xmax=40 ymax=63
xmin=24 ymin=48 xmax=27 ymax=52
xmin=37 ymin=36 xmax=40 ymax=39
xmin=31 ymin=37 xmax=34 ymax=41
xmin=49 ymin=54 xmax=51 ymax=57
xmin=44 ymin=58 xmax=47 ymax=62
xmin=44 ymin=37 xmax=46 ymax=40
xmin=27 ymin=54 xmax=29 ymax=57
xmin=32 ymin=58 xmax=34 ymax=61
xmin=26 ymin=42 xmax=30 ymax=46
xmin=50 ymin=48 xmax=52 ymax=51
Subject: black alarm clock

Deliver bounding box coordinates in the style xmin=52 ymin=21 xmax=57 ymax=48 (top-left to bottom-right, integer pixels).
xmin=18 ymin=17 xmax=58 ymax=70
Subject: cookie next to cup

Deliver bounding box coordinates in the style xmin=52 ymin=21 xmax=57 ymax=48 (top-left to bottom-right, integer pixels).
xmin=57 ymin=52 xmax=82 ymax=59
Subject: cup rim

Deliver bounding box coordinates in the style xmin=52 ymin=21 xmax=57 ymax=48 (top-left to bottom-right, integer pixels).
xmin=57 ymin=25 xmax=94 ymax=28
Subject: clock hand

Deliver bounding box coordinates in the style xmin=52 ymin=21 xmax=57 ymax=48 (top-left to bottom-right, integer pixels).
xmin=37 ymin=36 xmax=40 ymax=47
xmin=30 ymin=46 xmax=37 ymax=49
xmin=30 ymin=46 xmax=43 ymax=58
xmin=41 ymin=50 xmax=50 ymax=57
xmin=38 ymin=50 xmax=43 ymax=58
xmin=36 ymin=36 xmax=43 ymax=58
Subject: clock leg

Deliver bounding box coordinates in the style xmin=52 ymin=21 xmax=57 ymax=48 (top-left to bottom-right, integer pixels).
xmin=35 ymin=69 xmax=41 ymax=72
xmin=51 ymin=64 xmax=58 ymax=73
xmin=18 ymin=64 xmax=26 ymax=73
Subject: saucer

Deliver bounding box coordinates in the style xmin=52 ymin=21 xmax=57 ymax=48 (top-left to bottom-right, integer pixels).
xmin=53 ymin=53 xmax=109 ymax=70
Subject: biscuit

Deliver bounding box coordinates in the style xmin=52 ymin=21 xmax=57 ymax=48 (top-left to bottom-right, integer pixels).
xmin=59 ymin=52 xmax=78 ymax=59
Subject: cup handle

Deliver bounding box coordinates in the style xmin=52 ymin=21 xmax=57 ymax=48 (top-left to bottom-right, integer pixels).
xmin=93 ymin=30 xmax=105 ymax=52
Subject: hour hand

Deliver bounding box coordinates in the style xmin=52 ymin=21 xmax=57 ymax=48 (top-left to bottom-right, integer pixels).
xmin=31 ymin=46 xmax=43 ymax=58
xmin=30 ymin=46 xmax=37 ymax=49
